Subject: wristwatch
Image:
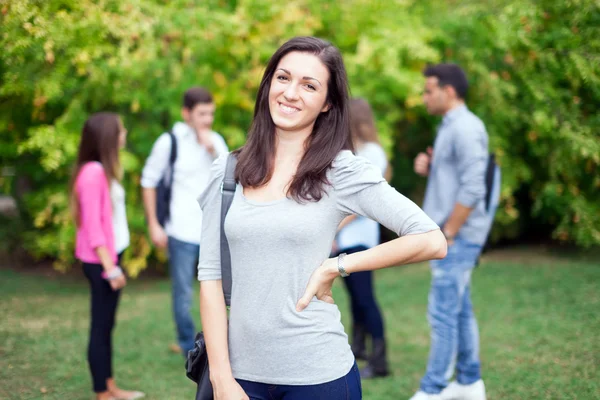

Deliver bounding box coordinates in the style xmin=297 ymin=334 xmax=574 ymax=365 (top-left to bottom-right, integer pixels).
xmin=337 ymin=253 xmax=350 ymax=277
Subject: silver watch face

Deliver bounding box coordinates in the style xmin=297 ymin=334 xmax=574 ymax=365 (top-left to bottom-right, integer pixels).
xmin=337 ymin=253 xmax=348 ymax=277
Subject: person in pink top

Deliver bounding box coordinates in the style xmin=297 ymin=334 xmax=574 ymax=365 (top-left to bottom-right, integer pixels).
xmin=71 ymin=112 xmax=144 ymax=400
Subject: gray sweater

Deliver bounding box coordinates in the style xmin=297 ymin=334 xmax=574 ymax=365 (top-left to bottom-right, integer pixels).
xmin=197 ymin=150 xmax=439 ymax=385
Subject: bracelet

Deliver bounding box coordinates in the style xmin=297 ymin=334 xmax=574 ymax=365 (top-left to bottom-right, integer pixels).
xmin=337 ymin=253 xmax=350 ymax=277
xmin=101 ymin=266 xmax=123 ymax=280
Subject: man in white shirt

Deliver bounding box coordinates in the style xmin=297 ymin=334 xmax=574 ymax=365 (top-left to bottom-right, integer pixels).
xmin=141 ymin=87 xmax=228 ymax=356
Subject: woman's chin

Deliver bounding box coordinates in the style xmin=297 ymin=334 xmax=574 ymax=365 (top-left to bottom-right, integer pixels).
xmin=271 ymin=115 xmax=300 ymax=131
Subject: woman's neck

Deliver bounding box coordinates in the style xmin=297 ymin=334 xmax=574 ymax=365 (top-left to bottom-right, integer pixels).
xmin=274 ymin=125 xmax=312 ymax=161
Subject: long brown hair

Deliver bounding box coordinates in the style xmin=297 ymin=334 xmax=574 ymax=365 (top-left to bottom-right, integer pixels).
xmin=349 ymin=98 xmax=380 ymax=146
xmin=235 ymin=36 xmax=353 ymax=202
xmin=70 ymin=112 xmax=122 ymax=225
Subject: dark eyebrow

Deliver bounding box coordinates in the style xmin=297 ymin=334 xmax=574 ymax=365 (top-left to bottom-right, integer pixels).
xmin=276 ymin=68 xmax=322 ymax=87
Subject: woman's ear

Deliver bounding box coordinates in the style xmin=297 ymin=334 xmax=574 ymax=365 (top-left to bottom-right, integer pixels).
xmin=321 ymin=103 xmax=331 ymax=113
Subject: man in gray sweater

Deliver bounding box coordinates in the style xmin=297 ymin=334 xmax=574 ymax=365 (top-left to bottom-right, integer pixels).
xmin=410 ymin=64 xmax=499 ymax=400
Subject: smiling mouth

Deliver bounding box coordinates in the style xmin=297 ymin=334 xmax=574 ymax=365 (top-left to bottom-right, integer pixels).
xmin=278 ymin=102 xmax=301 ymax=115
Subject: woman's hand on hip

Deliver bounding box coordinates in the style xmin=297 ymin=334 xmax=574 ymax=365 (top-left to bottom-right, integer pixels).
xmin=213 ymin=377 xmax=249 ymax=400
xmin=296 ymin=257 xmax=339 ymax=312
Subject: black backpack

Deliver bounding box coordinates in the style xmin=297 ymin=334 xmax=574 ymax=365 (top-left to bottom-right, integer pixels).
xmin=156 ymin=131 xmax=177 ymax=227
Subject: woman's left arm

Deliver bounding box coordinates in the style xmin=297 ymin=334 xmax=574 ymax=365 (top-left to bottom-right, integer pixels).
xmin=297 ymin=230 xmax=446 ymax=311
xmin=335 ymin=156 xmax=448 ymax=267
xmin=297 ymin=154 xmax=446 ymax=311
xmin=348 ymin=229 xmax=446 ymax=272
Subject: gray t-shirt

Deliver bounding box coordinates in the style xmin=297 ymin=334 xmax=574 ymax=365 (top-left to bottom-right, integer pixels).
xmin=197 ymin=150 xmax=439 ymax=385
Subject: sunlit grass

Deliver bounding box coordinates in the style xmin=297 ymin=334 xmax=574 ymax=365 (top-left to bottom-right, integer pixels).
xmin=1 ymin=250 xmax=598 ymax=399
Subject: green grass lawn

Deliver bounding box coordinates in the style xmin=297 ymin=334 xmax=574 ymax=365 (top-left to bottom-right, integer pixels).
xmin=1 ymin=249 xmax=599 ymax=400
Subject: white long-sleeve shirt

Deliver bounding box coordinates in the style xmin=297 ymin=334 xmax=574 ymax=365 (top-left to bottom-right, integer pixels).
xmin=141 ymin=122 xmax=228 ymax=244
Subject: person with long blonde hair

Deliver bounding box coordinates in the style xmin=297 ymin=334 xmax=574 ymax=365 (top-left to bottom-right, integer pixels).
xmin=71 ymin=112 xmax=144 ymax=400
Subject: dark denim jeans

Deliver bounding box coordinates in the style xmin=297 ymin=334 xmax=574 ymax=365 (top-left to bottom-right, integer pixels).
xmin=168 ymin=236 xmax=199 ymax=355
xmin=237 ymin=362 xmax=362 ymax=399
xmin=419 ymin=237 xmax=483 ymax=394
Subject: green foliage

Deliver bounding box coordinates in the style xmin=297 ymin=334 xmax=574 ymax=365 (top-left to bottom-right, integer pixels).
xmin=1 ymin=0 xmax=598 ymax=272
xmin=418 ymin=0 xmax=600 ymax=245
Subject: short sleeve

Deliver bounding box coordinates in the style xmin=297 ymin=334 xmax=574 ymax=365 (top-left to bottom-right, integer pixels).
xmin=332 ymin=150 xmax=386 ymax=212
xmin=197 ymin=153 xmax=229 ymax=281
xmin=333 ymin=150 xmax=439 ymax=237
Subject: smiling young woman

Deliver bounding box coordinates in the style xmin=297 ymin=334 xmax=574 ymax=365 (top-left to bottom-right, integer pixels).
xmin=197 ymin=36 xmax=447 ymax=400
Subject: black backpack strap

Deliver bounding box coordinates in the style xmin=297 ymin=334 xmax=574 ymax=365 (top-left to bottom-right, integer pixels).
xmin=220 ymin=153 xmax=237 ymax=307
xmin=484 ymin=152 xmax=496 ymax=213
xmin=167 ymin=130 xmax=177 ymax=166
xmin=164 ymin=130 xmax=177 ymax=188
xmin=155 ymin=131 xmax=178 ymax=227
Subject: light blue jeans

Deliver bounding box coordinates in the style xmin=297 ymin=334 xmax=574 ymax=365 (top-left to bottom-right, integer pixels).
xmin=168 ymin=236 xmax=199 ymax=356
xmin=420 ymin=237 xmax=483 ymax=394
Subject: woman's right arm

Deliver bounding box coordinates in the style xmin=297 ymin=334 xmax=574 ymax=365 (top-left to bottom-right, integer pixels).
xmin=96 ymin=245 xmax=126 ymax=290
xmin=197 ymin=154 xmax=248 ymax=400
xmin=79 ymin=164 xmax=126 ymax=290
xmin=199 ymin=281 xmax=240 ymax=393
xmin=199 ymin=283 xmax=247 ymax=400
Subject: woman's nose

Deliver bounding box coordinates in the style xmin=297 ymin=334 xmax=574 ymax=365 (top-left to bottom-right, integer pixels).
xmin=283 ymin=83 xmax=299 ymax=101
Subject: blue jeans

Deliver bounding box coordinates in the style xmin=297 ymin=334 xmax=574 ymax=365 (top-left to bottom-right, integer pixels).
xmin=168 ymin=236 xmax=199 ymax=355
xmin=420 ymin=238 xmax=483 ymax=394
xmin=237 ymin=362 xmax=362 ymax=400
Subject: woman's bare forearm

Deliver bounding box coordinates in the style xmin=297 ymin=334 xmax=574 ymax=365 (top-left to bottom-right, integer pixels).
xmin=344 ymin=230 xmax=447 ymax=274
xmin=199 ymin=280 xmax=233 ymax=381
xmin=95 ymin=246 xmax=117 ymax=272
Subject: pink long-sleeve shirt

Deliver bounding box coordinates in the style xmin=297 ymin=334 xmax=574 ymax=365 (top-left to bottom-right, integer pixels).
xmin=75 ymin=162 xmax=117 ymax=264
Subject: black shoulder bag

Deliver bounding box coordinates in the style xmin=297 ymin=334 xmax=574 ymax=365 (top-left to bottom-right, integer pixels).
xmin=156 ymin=131 xmax=177 ymax=227
xmin=185 ymin=153 xmax=237 ymax=400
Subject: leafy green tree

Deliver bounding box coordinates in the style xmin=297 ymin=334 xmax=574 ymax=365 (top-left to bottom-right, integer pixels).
xmin=415 ymin=0 xmax=600 ymax=245
xmin=1 ymin=0 xmax=597 ymax=273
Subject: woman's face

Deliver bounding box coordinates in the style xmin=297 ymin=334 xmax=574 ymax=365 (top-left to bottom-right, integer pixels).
xmin=268 ymin=51 xmax=330 ymax=135
xmin=117 ymin=118 xmax=127 ymax=149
